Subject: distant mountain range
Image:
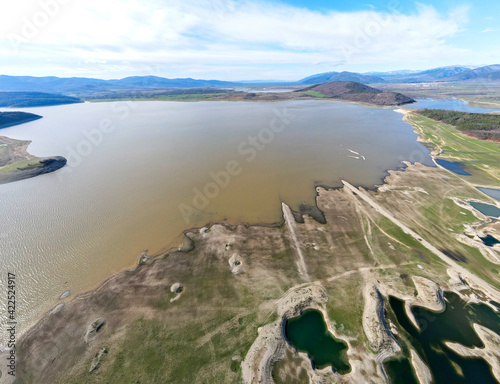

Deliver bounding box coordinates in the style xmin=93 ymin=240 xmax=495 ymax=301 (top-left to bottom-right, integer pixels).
xmin=0 ymin=64 xmax=498 ymax=97
xmin=0 ymin=92 xmax=82 ymax=107
xmin=0 ymin=75 xmax=235 ymax=97
xmin=298 ymin=65 xmax=500 ymax=85
xmin=299 ymin=72 xmax=385 ymax=85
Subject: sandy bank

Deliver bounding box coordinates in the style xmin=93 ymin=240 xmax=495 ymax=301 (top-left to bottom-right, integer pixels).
xmin=446 ymin=323 xmax=500 ymax=382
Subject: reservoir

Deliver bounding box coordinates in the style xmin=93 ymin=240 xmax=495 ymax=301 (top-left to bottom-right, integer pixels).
xmin=0 ymin=100 xmax=432 ymax=346
xmin=388 ymin=292 xmax=500 ymax=384
xmin=285 ymin=309 xmax=350 ymax=372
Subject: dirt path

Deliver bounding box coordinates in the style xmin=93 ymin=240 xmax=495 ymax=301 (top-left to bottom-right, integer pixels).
xmin=342 ymin=180 xmax=500 ymax=302
xmin=282 ymin=203 xmax=309 ymax=281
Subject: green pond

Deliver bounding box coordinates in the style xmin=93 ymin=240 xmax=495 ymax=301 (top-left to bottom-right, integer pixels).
xmin=384 ymin=357 xmax=419 ymax=384
xmin=387 ymin=292 xmax=500 ymax=384
xmin=285 ymin=309 xmax=351 ymax=373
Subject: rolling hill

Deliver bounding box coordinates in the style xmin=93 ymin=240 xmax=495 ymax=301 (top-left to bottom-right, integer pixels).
xmin=0 ymin=75 xmax=236 ymax=96
xmin=297 ymin=81 xmax=415 ymax=106
xmin=299 ymin=71 xmax=385 ymax=85
xmin=0 ymin=92 xmax=82 ymax=107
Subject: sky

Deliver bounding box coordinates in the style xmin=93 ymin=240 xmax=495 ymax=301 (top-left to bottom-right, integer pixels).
xmin=0 ymin=0 xmax=499 ymax=80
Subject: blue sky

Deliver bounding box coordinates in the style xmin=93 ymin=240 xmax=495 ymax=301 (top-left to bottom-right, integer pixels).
xmin=0 ymin=0 xmax=498 ymax=80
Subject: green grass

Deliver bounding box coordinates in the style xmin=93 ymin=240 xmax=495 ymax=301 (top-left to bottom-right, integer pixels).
xmin=302 ymin=90 xmax=327 ymax=98
xmin=323 ymin=277 xmax=365 ymax=338
xmin=407 ymin=113 xmax=500 ymax=185
xmin=156 ymin=93 xmax=230 ymax=101
xmin=0 ymin=158 xmax=43 ymax=175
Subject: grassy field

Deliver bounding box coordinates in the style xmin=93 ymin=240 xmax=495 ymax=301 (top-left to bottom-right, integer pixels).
xmin=301 ymin=90 xmax=327 ymax=98
xmin=406 ymin=112 xmax=500 ymax=186
xmin=0 ymin=137 xmax=39 ymax=176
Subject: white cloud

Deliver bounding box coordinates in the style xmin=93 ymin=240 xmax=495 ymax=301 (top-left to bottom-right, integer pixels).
xmin=0 ymin=0 xmax=475 ymax=79
xmin=481 ymin=27 xmax=496 ymax=33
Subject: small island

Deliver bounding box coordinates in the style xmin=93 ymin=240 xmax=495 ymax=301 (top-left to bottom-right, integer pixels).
xmin=0 ymin=112 xmax=67 ymax=184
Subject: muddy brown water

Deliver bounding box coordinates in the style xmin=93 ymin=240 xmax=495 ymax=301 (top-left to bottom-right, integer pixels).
xmin=0 ymin=100 xmax=432 ymax=347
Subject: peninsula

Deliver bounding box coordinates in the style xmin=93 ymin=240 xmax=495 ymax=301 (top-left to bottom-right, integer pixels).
xmin=0 ymin=112 xmax=67 ymax=184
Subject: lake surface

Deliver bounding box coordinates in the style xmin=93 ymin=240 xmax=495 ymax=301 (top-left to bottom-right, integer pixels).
xmin=388 ymin=293 xmax=500 ymax=384
xmin=0 ymin=100 xmax=432 ymax=347
xmin=285 ymin=309 xmax=350 ymax=372
xmin=405 ymin=98 xmax=499 ymax=114
xmin=469 ymin=202 xmax=500 ymax=218
xmin=477 ymin=187 xmax=500 ymax=200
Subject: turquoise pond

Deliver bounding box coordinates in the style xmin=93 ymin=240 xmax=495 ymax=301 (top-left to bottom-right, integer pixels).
xmin=469 ymin=202 xmax=500 ymax=218
xmin=285 ymin=309 xmax=351 ymax=373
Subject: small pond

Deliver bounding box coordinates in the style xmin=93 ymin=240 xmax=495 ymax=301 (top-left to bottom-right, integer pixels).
xmin=480 ymin=235 xmax=500 ymax=247
xmin=285 ymin=309 xmax=351 ymax=373
xmin=435 ymin=158 xmax=471 ymax=176
xmin=469 ymin=202 xmax=500 ymax=218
